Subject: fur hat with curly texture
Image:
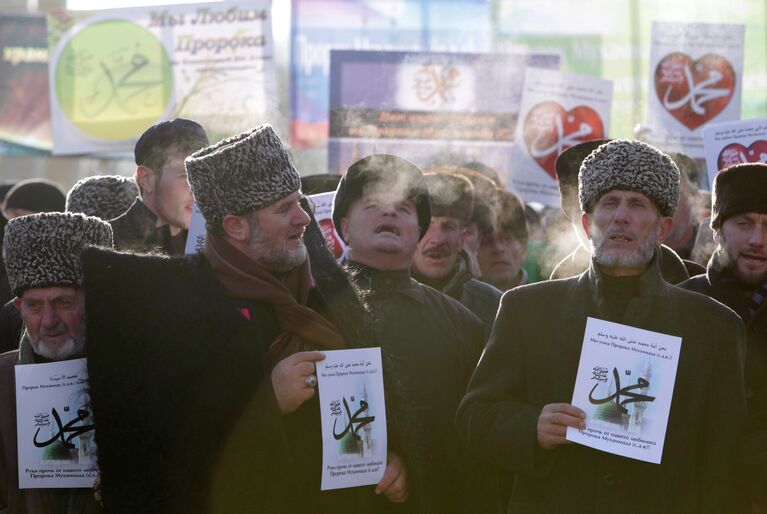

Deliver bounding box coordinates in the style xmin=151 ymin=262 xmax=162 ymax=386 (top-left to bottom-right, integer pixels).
xmin=579 ymin=139 xmax=680 ymax=217
xmin=4 ymin=212 xmax=113 ymax=295
xmin=185 ymin=125 xmax=301 ymax=229
xmin=66 ymin=175 xmax=138 ymax=220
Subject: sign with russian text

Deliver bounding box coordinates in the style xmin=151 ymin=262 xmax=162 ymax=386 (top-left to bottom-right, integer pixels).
xmin=15 ymin=358 xmax=97 ymax=488
xmin=703 ymin=118 xmax=767 ymax=189
xmin=644 ymin=22 xmax=744 ymax=158
xmin=566 ymin=318 xmax=681 ymax=464
xmin=318 ymin=347 xmax=386 ymax=490
xmin=508 ymin=67 xmax=612 ymax=206
xmin=328 ymin=50 xmax=559 ymax=183
xmin=47 ymin=1 xmax=275 ymax=155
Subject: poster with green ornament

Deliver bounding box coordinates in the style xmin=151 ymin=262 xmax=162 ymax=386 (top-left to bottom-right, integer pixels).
xmin=46 ymin=1 xmax=276 ymax=155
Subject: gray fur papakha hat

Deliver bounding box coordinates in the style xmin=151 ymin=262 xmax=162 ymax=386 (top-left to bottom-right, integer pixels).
xmin=65 ymin=175 xmax=138 ymax=220
xmin=4 ymin=212 xmax=114 ymax=296
xmin=578 ymin=139 xmax=680 ymax=217
xmin=185 ymin=125 xmax=301 ymax=228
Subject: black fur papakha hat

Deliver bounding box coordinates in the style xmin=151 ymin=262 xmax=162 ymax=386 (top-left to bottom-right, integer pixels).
xmin=423 ymin=172 xmax=474 ymax=222
xmin=65 ymin=175 xmax=139 ymax=220
xmin=555 ymin=139 xmax=610 ymax=220
xmin=185 ymin=125 xmax=301 ymax=229
xmin=711 ymin=163 xmax=767 ymax=229
xmin=4 ymin=212 xmax=113 ymax=296
xmin=579 ymin=139 xmax=680 ymax=217
xmin=332 ymin=154 xmax=431 ymax=243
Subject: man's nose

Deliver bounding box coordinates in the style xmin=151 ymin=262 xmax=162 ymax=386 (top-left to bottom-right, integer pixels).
xmin=612 ymin=202 xmax=630 ymax=223
xmin=749 ymin=224 xmax=767 ymax=246
xmin=40 ymin=304 xmax=59 ymax=328
xmin=292 ymin=205 xmax=311 ymax=227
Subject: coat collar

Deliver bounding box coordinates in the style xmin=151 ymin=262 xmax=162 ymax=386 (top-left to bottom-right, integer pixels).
xmin=583 ymin=250 xmax=671 ymax=325
xmin=704 ymin=249 xmax=760 ymax=324
xmin=346 ymin=260 xmax=426 ymax=304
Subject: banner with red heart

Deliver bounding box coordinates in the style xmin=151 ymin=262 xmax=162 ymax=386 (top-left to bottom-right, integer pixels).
xmin=654 ymin=52 xmax=736 ymax=131
xmin=717 ymin=140 xmax=767 ymax=169
xmin=522 ymin=101 xmax=604 ymax=180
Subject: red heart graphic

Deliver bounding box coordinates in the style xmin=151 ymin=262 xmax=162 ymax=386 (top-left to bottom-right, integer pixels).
xmin=655 ymin=52 xmax=736 ymax=131
xmin=523 ymin=101 xmax=605 ymax=179
xmin=717 ymin=140 xmax=767 ymax=169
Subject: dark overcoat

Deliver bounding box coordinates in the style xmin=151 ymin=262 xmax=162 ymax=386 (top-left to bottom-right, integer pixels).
xmin=458 ymin=256 xmax=747 ymax=514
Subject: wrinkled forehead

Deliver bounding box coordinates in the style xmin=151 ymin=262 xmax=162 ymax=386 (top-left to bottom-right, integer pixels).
xmin=595 ymin=189 xmax=658 ymax=209
xmin=20 ymin=286 xmax=83 ymax=302
xmin=360 ymin=180 xmax=417 ymax=205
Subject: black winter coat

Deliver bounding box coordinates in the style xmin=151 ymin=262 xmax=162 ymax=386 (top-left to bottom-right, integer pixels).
xmin=459 ymin=255 xmax=747 ymax=514
xmin=109 ymin=198 xmax=186 ymax=255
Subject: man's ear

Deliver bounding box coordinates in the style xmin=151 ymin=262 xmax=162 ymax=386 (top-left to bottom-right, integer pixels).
xmin=581 ymin=211 xmax=593 ymax=241
xmin=339 ymin=217 xmax=350 ymax=245
xmin=655 ymin=216 xmax=674 ymax=245
xmin=13 ymin=297 xmax=21 ymax=311
xmin=135 ymin=166 xmax=156 ymax=196
xmin=712 ymin=228 xmax=723 ymax=246
xmin=222 ymin=214 xmax=250 ymax=243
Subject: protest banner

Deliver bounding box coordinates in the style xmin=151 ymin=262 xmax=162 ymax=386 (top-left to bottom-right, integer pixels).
xmin=0 ymin=14 xmax=52 ymax=154
xmin=566 ymin=318 xmax=681 ymax=464
xmin=508 ymin=67 xmax=612 ymax=206
xmin=309 ymin=191 xmax=347 ymax=263
xmin=15 ymin=358 xmax=97 ymax=488
xmin=317 ymin=348 xmax=386 ymax=490
xmin=644 ymin=21 xmax=744 ymax=158
xmin=47 ymin=1 xmax=276 ymax=155
xmin=290 ymin=0 xmax=492 ymax=148
xmin=327 ymin=50 xmax=559 ymax=183
xmin=703 ymin=118 xmax=767 ymax=189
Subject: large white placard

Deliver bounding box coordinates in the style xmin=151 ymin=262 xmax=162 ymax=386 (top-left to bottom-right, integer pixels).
xmin=15 ymin=358 xmax=97 ymax=488
xmin=644 ymin=22 xmax=744 ymax=158
xmin=317 ymin=348 xmax=386 ymax=490
xmin=508 ymin=67 xmax=612 ymax=207
xmin=47 ymin=1 xmax=276 ymax=155
xmin=566 ymin=318 xmax=682 ymax=464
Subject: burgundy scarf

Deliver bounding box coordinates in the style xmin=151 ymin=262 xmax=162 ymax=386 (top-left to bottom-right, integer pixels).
xmin=205 ymin=233 xmax=345 ymax=366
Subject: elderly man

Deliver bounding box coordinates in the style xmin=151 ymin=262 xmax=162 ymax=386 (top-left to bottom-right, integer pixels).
xmin=679 ymin=164 xmax=767 ymax=507
xmin=458 ymin=140 xmax=747 ymax=514
xmin=333 ymin=154 xmax=497 ymax=513
xmin=0 ymin=212 xmax=112 ymax=514
xmin=550 ymin=139 xmax=696 ymax=283
xmin=477 ymin=188 xmax=529 ymax=292
xmin=411 ymin=172 xmax=501 ymax=332
xmin=110 ymin=118 xmax=208 ymax=255
xmin=81 ymin=126 xmax=405 ymax=514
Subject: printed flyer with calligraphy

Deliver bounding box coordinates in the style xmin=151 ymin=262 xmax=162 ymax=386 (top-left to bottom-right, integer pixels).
xmin=184 ymin=203 xmax=206 ymax=255
xmin=308 ymin=191 xmax=347 ymax=263
xmin=47 ymin=0 xmax=276 ymax=155
xmin=15 ymin=358 xmax=97 ymax=488
xmin=566 ymin=318 xmax=681 ymax=464
xmin=644 ymin=21 xmax=744 ymax=159
xmin=327 ymin=50 xmax=559 ymax=182
xmin=703 ymin=118 xmax=767 ymax=189
xmin=317 ymin=347 xmax=386 ymax=490
xmin=508 ymin=67 xmax=612 ymax=207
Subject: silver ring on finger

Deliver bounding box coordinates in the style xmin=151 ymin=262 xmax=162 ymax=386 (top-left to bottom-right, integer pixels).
xmin=305 ymin=374 xmax=317 ymax=388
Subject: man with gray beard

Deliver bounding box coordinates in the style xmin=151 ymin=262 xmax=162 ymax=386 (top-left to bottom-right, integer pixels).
xmin=0 ymin=212 xmax=113 ymax=514
xmin=458 ymin=140 xmax=748 ymax=514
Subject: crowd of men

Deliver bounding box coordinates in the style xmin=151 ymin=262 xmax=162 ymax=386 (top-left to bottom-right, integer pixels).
xmin=0 ymin=118 xmax=764 ymax=514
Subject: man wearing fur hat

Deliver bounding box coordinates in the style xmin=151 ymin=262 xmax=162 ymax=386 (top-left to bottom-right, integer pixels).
xmin=458 ymin=140 xmax=747 ymax=514
xmin=110 ymin=118 xmax=208 ymax=255
xmin=679 ymin=163 xmax=767 ymax=508
xmin=0 ymin=212 xmax=112 ymax=514
xmin=66 ymin=175 xmax=139 ymax=221
xmin=80 ymin=127 xmax=408 ymax=514
xmin=333 ymin=154 xmax=498 ymax=513
xmin=550 ymin=139 xmax=698 ymax=283
xmin=411 ymin=172 xmax=502 ymax=332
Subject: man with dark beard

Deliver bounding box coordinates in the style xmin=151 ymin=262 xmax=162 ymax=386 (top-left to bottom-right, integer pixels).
xmin=0 ymin=212 xmax=113 ymax=514
xmin=458 ymin=140 xmax=747 ymax=514
xmin=679 ymin=163 xmax=767 ymax=508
